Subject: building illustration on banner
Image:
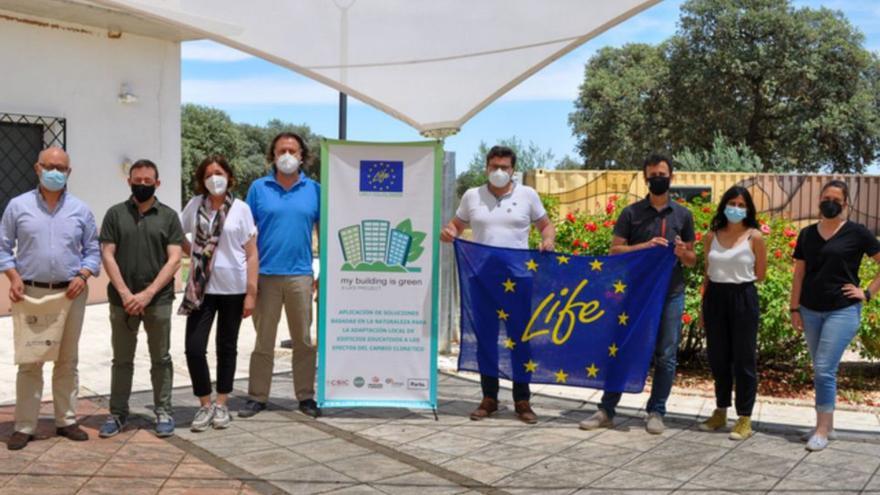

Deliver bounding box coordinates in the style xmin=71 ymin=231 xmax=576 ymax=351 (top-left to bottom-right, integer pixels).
xmin=339 ymin=219 xmax=424 ymax=272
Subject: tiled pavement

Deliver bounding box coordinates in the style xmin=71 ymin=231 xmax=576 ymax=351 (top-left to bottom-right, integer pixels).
xmin=3 ymin=373 xmax=880 ymax=494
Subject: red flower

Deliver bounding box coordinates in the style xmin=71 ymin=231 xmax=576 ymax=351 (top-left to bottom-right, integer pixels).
xmin=761 ymin=224 xmax=771 ymax=235
xmin=682 ymin=313 xmax=693 ymax=325
xmin=788 ymin=240 xmax=797 ymax=249
xmin=783 ymin=228 xmax=797 ymax=238
xmin=774 ymin=249 xmax=783 ymax=259
xmin=603 ymin=220 xmax=615 ymax=228
xmin=566 ymin=212 xmax=576 ymax=223
xmin=702 ymin=223 xmax=709 ymax=229
xmin=584 ymin=222 xmax=597 ymax=232
xmin=571 ymin=239 xmax=580 ymax=248
xmin=695 ymin=232 xmax=703 ymax=242
xmin=702 ymin=207 xmax=712 ymax=213
xmin=701 ymin=191 xmax=709 ymax=198
xmin=609 ymin=194 xmax=619 ymax=202
xmin=676 ymin=197 xmax=687 ymax=204
xmin=572 ymin=249 xmax=581 ymax=255
xmin=605 ymin=202 xmax=615 ymax=215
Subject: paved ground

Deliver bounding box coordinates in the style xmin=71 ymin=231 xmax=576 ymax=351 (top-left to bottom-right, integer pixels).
xmin=2 ymin=302 xmax=880 ymax=493
xmin=2 ymin=372 xmax=880 ymax=494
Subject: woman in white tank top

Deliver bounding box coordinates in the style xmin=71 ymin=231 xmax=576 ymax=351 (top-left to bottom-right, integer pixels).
xmin=697 ymin=186 xmax=767 ymax=441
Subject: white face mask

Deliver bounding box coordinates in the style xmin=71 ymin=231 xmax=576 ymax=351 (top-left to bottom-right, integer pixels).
xmin=488 ymin=168 xmax=511 ymax=188
xmin=276 ymin=153 xmax=301 ymax=175
xmin=204 ymin=175 xmax=228 ymax=196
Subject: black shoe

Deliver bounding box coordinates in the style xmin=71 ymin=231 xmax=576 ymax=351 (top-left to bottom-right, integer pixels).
xmin=238 ymin=400 xmax=267 ymax=418
xmin=298 ymin=399 xmax=321 ymax=418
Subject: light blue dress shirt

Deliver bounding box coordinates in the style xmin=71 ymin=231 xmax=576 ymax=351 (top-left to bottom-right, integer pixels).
xmin=0 ymin=189 xmax=101 ymax=282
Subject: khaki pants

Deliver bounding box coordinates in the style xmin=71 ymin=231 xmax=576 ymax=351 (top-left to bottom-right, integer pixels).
xmin=248 ymin=275 xmax=315 ymax=402
xmin=15 ymin=286 xmax=87 ymax=434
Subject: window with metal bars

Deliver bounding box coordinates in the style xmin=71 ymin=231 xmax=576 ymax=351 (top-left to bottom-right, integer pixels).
xmin=0 ymin=113 xmax=66 ymax=214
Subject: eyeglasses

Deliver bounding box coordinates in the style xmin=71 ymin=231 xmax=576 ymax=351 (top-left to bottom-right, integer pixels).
xmin=38 ymin=162 xmax=69 ymax=173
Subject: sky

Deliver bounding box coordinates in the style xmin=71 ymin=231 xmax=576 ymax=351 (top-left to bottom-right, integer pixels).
xmin=180 ymin=0 xmax=880 ymax=174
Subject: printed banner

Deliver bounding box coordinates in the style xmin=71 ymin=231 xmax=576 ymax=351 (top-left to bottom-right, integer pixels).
xmin=456 ymin=239 xmax=676 ymax=393
xmin=317 ymin=140 xmax=441 ymax=409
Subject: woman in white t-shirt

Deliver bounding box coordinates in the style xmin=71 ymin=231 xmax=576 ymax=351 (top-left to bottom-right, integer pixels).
xmin=698 ymin=186 xmax=766 ymax=441
xmin=178 ymin=155 xmax=258 ymax=432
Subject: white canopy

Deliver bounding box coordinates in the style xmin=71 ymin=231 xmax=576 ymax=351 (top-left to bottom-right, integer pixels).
xmin=91 ymin=0 xmax=660 ymax=136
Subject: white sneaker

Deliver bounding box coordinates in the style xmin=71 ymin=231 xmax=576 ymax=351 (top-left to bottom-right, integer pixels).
xmin=800 ymin=428 xmax=836 ymax=442
xmin=190 ymin=405 xmax=215 ymax=433
xmin=646 ymin=412 xmax=665 ymax=434
xmin=579 ymin=409 xmax=613 ymax=430
xmin=806 ymin=434 xmax=829 ymax=452
xmin=212 ymin=404 xmax=231 ymax=429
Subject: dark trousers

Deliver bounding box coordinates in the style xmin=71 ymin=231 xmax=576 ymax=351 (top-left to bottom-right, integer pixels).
xmin=185 ymin=294 xmax=245 ymax=397
xmin=703 ymin=281 xmax=759 ymax=417
xmin=481 ymin=374 xmax=531 ymax=402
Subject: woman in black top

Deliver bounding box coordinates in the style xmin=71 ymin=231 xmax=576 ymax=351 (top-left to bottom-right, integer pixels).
xmin=790 ymin=180 xmax=880 ymax=452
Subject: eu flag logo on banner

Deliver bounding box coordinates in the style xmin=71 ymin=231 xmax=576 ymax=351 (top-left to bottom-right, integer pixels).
xmin=455 ymin=239 xmax=676 ymax=392
xmin=360 ymin=160 xmax=403 ymax=193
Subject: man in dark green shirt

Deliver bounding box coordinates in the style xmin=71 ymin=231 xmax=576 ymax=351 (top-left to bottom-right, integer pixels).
xmin=97 ymin=159 xmax=183 ymax=438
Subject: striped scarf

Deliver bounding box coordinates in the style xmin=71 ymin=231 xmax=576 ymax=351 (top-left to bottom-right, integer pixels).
xmin=178 ymin=193 xmax=234 ymax=315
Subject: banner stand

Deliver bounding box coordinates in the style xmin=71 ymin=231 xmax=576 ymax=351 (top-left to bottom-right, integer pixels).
xmin=317 ymin=139 xmax=442 ymax=410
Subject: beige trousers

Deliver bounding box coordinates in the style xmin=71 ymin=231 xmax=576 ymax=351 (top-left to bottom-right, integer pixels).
xmin=16 ymin=285 xmax=88 ymax=434
xmin=248 ymin=275 xmax=316 ymax=402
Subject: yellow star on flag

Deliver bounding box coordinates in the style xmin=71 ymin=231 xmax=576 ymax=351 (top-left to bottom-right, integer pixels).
xmin=497 ymin=309 xmax=509 ymax=321
xmin=613 ymin=280 xmax=627 ymax=294
xmin=502 ymin=278 xmax=516 ymax=293
xmin=554 ymin=369 xmax=569 ymax=384
xmin=590 ymin=259 xmax=603 ymax=271
xmin=618 ymin=313 xmax=629 ymax=325
xmin=608 ymin=343 xmax=619 ymax=357
xmin=524 ymin=360 xmax=538 ymax=373
xmin=556 ymin=255 xmax=570 ymax=265
xmin=586 ymin=363 xmax=599 ymax=378
xmin=526 ymin=259 xmax=538 ymax=272
xmin=504 ymin=338 xmax=516 ymax=350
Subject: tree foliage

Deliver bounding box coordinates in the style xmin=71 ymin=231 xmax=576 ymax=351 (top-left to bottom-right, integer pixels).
xmin=570 ymin=0 xmax=880 ymax=173
xmin=675 ymin=133 xmax=763 ymax=172
xmin=181 ymin=104 xmax=322 ymax=204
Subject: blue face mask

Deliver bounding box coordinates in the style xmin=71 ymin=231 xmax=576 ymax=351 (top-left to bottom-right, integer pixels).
xmin=40 ymin=169 xmax=68 ymax=192
xmin=724 ymin=205 xmax=747 ymax=224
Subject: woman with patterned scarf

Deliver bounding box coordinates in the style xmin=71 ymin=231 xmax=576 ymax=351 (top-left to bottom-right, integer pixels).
xmin=179 ymin=155 xmax=258 ymax=432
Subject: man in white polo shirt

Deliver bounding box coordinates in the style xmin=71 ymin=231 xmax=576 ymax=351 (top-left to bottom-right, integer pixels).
xmin=441 ymin=145 xmax=555 ymax=424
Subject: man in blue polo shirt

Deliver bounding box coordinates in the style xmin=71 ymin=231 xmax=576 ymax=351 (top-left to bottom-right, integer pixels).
xmin=240 ymin=132 xmax=321 ymax=418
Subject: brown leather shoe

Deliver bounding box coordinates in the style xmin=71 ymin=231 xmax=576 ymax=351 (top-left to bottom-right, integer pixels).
xmin=7 ymin=432 xmax=33 ymax=451
xmin=56 ymin=424 xmax=89 ymax=442
xmin=469 ymin=397 xmax=498 ymax=421
xmin=515 ymin=400 xmax=538 ymax=424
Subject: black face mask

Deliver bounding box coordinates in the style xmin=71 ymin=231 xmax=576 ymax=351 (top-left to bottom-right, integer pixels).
xmin=648 ymin=176 xmax=670 ymax=196
xmin=819 ymin=199 xmax=843 ymax=219
xmin=131 ymin=184 xmax=156 ymax=203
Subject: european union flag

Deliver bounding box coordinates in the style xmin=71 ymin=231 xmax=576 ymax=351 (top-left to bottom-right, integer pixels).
xmin=455 ymin=239 xmax=676 ymax=392
xmin=360 ymin=160 xmax=403 ymax=193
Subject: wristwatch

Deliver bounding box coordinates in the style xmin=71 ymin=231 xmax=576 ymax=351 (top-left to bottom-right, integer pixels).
xmin=866 ymin=289 xmax=873 ymax=302
xmin=76 ymin=273 xmax=88 ymax=282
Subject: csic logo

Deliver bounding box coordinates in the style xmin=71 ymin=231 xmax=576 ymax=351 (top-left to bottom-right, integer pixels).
xmin=353 ymin=376 xmax=365 ymax=388
xmin=407 ymin=378 xmax=429 ymax=390
xmin=329 ymin=379 xmax=350 ymax=387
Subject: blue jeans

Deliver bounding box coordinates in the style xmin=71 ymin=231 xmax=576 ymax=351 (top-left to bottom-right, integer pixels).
xmin=800 ymin=304 xmax=861 ymax=413
xmin=599 ymin=291 xmax=685 ymax=418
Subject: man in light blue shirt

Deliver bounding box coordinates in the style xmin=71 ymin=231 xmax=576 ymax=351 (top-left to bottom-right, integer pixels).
xmin=241 ymin=132 xmax=321 ymax=419
xmin=0 ymin=147 xmax=100 ymax=450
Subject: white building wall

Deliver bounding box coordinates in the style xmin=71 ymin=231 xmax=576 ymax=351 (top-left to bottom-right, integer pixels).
xmin=0 ymin=11 xmax=182 ymax=222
